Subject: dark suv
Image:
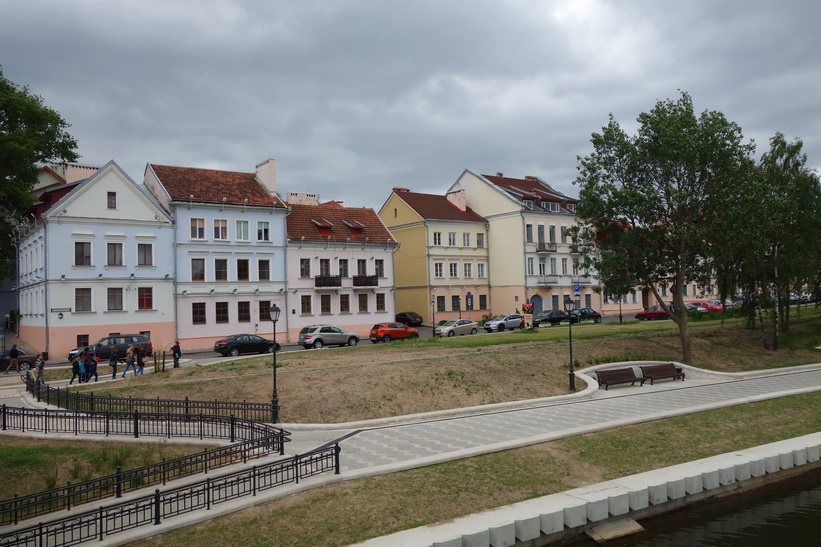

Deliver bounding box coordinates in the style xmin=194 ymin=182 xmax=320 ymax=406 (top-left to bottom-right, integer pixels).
xmin=68 ymin=334 xmax=152 ymax=361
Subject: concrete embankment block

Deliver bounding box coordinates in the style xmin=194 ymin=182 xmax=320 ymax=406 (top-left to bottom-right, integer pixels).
xmin=765 ymin=454 xmax=781 ymax=473
xmin=734 ymin=461 xmax=751 ymax=481
xmin=667 ymin=478 xmax=686 ymax=500
xmin=489 ymin=522 xmax=515 ymax=546
xmin=540 ymin=509 xmax=564 ymax=535
xmin=749 ymin=457 xmax=766 ymax=477
xmin=647 ymin=482 xmax=668 ymax=505
xmin=779 ymin=451 xmax=794 ymax=470
xmin=793 ymin=448 xmax=807 ymax=466
xmin=432 ymin=539 xmax=460 ymax=547
xmin=515 ymin=515 xmax=541 ymax=542
xmin=684 ymin=473 xmax=703 ymax=494
xmin=460 ymin=529 xmax=489 ymax=547
xmin=807 ymin=444 xmax=819 ymax=462
xmin=718 ymin=466 xmax=736 ymax=486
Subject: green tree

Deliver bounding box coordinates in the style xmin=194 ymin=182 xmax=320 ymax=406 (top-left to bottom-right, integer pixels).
xmin=0 ymin=67 xmax=78 ymax=279
xmin=574 ymin=92 xmax=754 ymax=363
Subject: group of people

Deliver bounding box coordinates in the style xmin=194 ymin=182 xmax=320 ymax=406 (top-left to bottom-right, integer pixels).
xmin=69 ymin=344 xmax=149 ymax=384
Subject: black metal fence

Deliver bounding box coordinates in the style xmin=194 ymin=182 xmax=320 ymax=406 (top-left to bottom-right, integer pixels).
xmin=0 ymin=444 xmax=340 ymax=546
xmin=25 ymin=374 xmax=277 ymax=422
xmin=0 ymin=405 xmax=290 ymax=526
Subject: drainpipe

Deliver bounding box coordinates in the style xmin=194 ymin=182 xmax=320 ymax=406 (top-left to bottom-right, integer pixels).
xmin=282 ymin=206 xmax=292 ymax=342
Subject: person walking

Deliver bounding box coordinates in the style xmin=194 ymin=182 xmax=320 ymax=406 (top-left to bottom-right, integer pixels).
xmin=69 ymin=357 xmax=84 ymax=385
xmin=171 ymin=341 xmax=182 ymax=368
xmin=87 ymin=355 xmax=99 ymax=382
xmin=109 ymin=347 xmax=120 ymax=379
xmin=4 ymin=344 xmax=21 ymax=374
xmin=136 ymin=346 xmax=145 ymax=375
xmin=122 ymin=345 xmax=137 ymax=378
xmin=34 ymin=353 xmax=46 ymax=385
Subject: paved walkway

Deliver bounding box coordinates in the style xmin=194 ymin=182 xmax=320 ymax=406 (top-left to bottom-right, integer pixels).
xmin=3 ymin=362 xmax=821 ymax=545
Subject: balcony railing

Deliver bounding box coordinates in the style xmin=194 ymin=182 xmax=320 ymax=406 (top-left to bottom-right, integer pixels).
xmin=536 ymin=275 xmax=559 ymax=285
xmin=536 ymin=242 xmax=558 ymax=253
xmin=314 ymin=275 xmax=342 ymax=288
xmin=570 ymin=244 xmax=592 ymax=254
xmin=353 ymin=274 xmax=378 ymax=287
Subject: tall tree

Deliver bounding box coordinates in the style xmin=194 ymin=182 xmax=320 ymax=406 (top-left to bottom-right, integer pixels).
xmin=0 ymin=67 xmax=78 ymax=279
xmin=574 ymin=92 xmax=754 ymax=363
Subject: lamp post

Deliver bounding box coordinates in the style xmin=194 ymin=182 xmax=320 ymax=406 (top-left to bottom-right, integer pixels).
xmin=269 ymin=303 xmax=281 ymax=423
xmin=564 ymin=297 xmax=577 ymax=391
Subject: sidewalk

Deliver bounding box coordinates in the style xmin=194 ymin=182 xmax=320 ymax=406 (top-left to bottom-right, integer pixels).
xmin=3 ymin=361 xmax=821 ymax=545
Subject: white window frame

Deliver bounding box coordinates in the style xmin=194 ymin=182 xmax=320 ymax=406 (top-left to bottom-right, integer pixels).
xmin=434 ymin=262 xmax=444 ymax=278
xmin=449 ymin=263 xmax=459 ymax=278
xmin=213 ymin=219 xmax=228 ymax=240
xmin=190 ymin=218 xmax=206 ymax=240
xmin=236 ymin=220 xmax=250 ymax=241
xmin=256 ymin=221 xmax=270 ymax=242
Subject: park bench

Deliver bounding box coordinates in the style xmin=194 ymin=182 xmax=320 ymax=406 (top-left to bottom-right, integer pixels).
xmin=595 ymin=367 xmax=641 ymax=390
xmin=640 ymin=363 xmax=685 ymax=385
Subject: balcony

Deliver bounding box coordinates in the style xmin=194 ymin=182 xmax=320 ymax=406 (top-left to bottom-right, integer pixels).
xmin=570 ymin=244 xmax=592 ymax=255
xmin=353 ymin=274 xmax=378 ymax=287
xmin=536 ymin=275 xmax=559 ymax=285
xmin=314 ymin=275 xmax=342 ymax=288
xmin=536 ymin=242 xmax=557 ymax=253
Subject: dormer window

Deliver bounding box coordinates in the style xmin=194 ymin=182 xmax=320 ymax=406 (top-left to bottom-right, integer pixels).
xmin=523 ymin=200 xmax=533 ymax=209
xmin=545 ymin=202 xmax=559 ymax=212
xmin=567 ymin=203 xmax=576 ymax=212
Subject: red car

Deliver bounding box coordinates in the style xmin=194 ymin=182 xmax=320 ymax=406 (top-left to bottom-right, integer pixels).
xmin=369 ymin=323 xmax=420 ymax=343
xmin=635 ymin=305 xmax=670 ymax=321
xmin=691 ymin=301 xmax=722 ymax=313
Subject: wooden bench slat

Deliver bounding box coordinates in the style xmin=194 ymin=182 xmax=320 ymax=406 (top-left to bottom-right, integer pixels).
xmin=595 ymin=367 xmax=640 ymax=390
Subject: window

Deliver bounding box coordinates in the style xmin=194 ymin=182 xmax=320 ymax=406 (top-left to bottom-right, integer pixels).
xmin=107 ymin=288 xmax=123 ymax=311
xmin=549 ymin=225 xmax=556 ymax=242
xmin=527 ymin=257 xmax=534 ymax=275
xmin=433 ymin=232 xmax=442 ymax=246
xmin=216 ymin=302 xmax=229 ymax=323
xmin=358 ymin=293 xmax=368 ymax=312
xmin=585 ymin=294 xmax=592 ymax=307
xmin=662 ymin=286 xmax=668 ymax=297
xmin=546 ymin=202 xmax=559 ymax=212
xmin=537 ymin=225 xmax=545 ymax=244
xmin=77 ymin=335 xmax=89 ymax=350
xmin=538 ymin=258 xmax=546 ymax=276
xmin=451 ymin=295 xmax=460 ymax=311
xmin=357 ymin=259 xmax=367 ymax=275
xmin=437 ymin=296 xmax=445 ymax=311
xmin=631 ymin=290 xmax=638 ymax=304
xmin=525 ymin=224 xmax=533 ymax=242
xmin=476 ymin=233 xmax=485 ymax=248
xmin=192 ymin=303 xmax=206 ymax=324
xmin=300 ymin=259 xmax=311 ymax=278
xmin=75 ymin=288 xmax=91 ymax=311
xmin=236 ymin=220 xmax=249 ymax=241
xmin=74 ymin=242 xmax=91 ymax=266
xmin=561 ymin=226 xmax=568 ymax=244
xmin=572 ymin=261 xmax=579 ymax=277
xmin=550 ymin=258 xmax=557 ymax=275
xmin=683 ymin=284 xmax=689 ymax=296
xmin=138 ymin=287 xmax=153 ymax=310
xmin=479 ymin=294 xmax=487 ymax=310
xmin=376 ymin=293 xmax=385 ymax=311
xmin=567 ymin=203 xmax=576 ymax=212
xmin=375 ymin=259 xmax=384 ymax=277
xmin=107 ymin=243 xmax=123 ymax=266
xmin=523 ymin=200 xmax=533 ymax=209
xmin=434 ymin=262 xmax=443 ymax=278
xmin=449 ymin=263 xmax=458 ymax=278
xmin=191 ymin=259 xmax=205 ymax=281
xmin=463 ymin=233 xmax=470 ymax=247
xmin=215 ymin=259 xmax=228 ymax=281
xmin=237 ymin=259 xmax=249 ymax=281
xmin=190 ymin=218 xmax=205 ymax=240
xmin=238 ymin=301 xmax=250 ymax=322
xmin=214 ymin=219 xmax=228 ymax=240
xmin=340 ymin=294 xmax=350 ymax=313
xmin=320 ymin=294 xmax=331 ymax=314
xmin=257 ymin=221 xmax=270 ymax=241
xmin=258 ymin=259 xmax=270 ymax=281
xmin=258 ymin=300 xmax=270 ymax=322
xmin=137 ymin=243 xmax=153 ymax=266
xmin=339 ymin=259 xmax=349 ymax=277
xmin=477 ymin=263 xmax=486 ymax=278
xmin=464 ymin=263 xmax=472 ymax=278
xmin=301 ymin=295 xmax=312 ymax=314
xmin=448 ymin=232 xmax=457 ymax=246
xmin=107 ymin=192 xmax=117 ymax=209
xmin=561 ymin=258 xmax=568 ymax=275
xmin=320 ymin=259 xmax=331 ymax=276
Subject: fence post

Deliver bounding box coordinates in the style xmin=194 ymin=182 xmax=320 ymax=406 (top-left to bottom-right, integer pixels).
xmin=99 ymin=506 xmax=104 ymax=541
xmin=230 ymin=415 xmax=235 ymax=443
xmin=279 ymin=430 xmax=285 ymax=456
xmin=90 ymin=392 xmax=95 ymax=412
xmin=44 ymin=408 xmax=48 ymax=434
xmin=334 ymin=443 xmax=341 ymax=475
xmin=134 ymin=410 xmax=140 ymax=438
xmin=74 ymin=409 xmax=79 ymax=435
xmin=1 ymin=404 xmax=6 ymax=431
xmin=21 ymin=407 xmax=25 ymax=433
xmin=116 ymin=467 xmax=122 ymax=498
xmin=206 ymin=478 xmax=211 ymax=510
xmin=154 ymin=489 xmax=161 ymax=525
xmin=252 ymin=465 xmax=257 ymax=496
xmin=185 ymin=396 xmax=190 ymax=420
xmin=295 ymin=454 xmax=300 ymax=484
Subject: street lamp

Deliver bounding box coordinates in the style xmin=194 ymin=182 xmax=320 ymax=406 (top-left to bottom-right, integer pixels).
xmin=564 ymin=297 xmax=577 ymax=391
xmin=269 ymin=303 xmax=281 ymax=423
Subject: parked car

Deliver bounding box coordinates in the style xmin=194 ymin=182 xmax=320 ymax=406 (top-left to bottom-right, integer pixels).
xmin=533 ymin=310 xmax=570 ymax=326
xmin=1 ymin=348 xmax=37 ymax=370
xmin=684 ymin=303 xmax=708 ymax=314
xmin=691 ymin=301 xmax=722 ymax=313
xmin=434 ymin=319 xmax=479 ymax=337
xmin=483 ymin=313 xmax=524 ymax=332
xmin=395 ymin=311 xmax=423 ymax=327
xmin=214 ymin=334 xmax=280 ymax=357
xmin=369 ymin=323 xmax=419 ymax=343
xmin=635 ymin=305 xmax=670 ymax=321
xmin=707 ymin=299 xmax=726 ymax=312
xmin=569 ymin=307 xmax=602 ymax=323
xmin=299 ymin=325 xmax=360 ymax=349
xmin=68 ymin=334 xmax=152 ymax=361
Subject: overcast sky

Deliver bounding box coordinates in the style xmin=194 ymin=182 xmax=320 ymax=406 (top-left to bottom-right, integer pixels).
xmin=3 ymin=0 xmax=820 ymax=209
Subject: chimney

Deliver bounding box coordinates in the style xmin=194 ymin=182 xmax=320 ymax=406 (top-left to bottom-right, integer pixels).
xmin=495 ymin=172 xmax=504 ymax=177
xmin=524 ymin=175 xmax=538 ymax=181
xmin=287 ymin=192 xmax=320 ymax=206
xmin=446 ymin=189 xmax=467 ymax=212
xmin=393 ymin=187 xmax=411 ymax=193
xmin=255 ymin=159 xmax=277 ymax=195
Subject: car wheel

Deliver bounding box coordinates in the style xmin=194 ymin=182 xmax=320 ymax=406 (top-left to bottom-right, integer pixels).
xmin=265 ymin=344 xmax=275 ymax=353
xmin=383 ymin=335 xmax=392 ymax=343
xmin=229 ymin=347 xmax=240 ymax=357
xmin=347 ymin=337 xmax=358 ymax=347
xmin=594 ymin=317 xmax=601 ymax=323
xmin=498 ymin=324 xmax=505 ymax=332
xmin=470 ymin=328 xmax=477 ymax=335
xmin=409 ymin=333 xmax=419 ymax=340
xmin=312 ymin=339 xmax=324 ymax=349
xmin=447 ymin=330 xmax=455 ymax=337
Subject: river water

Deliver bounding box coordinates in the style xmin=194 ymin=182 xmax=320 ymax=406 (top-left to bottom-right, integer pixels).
xmin=572 ymin=467 xmax=821 ymax=546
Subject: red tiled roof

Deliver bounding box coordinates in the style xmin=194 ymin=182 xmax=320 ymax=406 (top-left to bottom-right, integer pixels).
xmin=149 ymin=164 xmax=285 ymax=208
xmin=392 ymin=191 xmax=486 ymax=222
xmin=286 ymin=202 xmax=396 ymax=244
xmin=482 ymin=174 xmax=577 ymax=213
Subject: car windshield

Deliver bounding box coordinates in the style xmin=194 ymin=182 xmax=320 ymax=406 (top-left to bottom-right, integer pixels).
xmin=442 ymin=321 xmax=458 ymax=326
xmin=492 ymin=316 xmax=507 ymax=321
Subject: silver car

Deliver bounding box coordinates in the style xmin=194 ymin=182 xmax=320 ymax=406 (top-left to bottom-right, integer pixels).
xmin=435 ymin=319 xmax=479 ymax=337
xmin=483 ymin=313 xmax=524 ymax=332
xmin=298 ymin=325 xmax=359 ymax=349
